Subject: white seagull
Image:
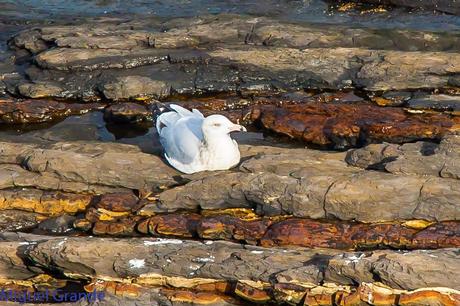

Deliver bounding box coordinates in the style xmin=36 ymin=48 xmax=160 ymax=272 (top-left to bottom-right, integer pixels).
xmin=156 ymin=104 xmax=247 ymax=174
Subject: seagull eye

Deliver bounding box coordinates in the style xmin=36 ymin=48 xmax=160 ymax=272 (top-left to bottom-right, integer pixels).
xmin=214 ymin=123 xmax=222 ymax=127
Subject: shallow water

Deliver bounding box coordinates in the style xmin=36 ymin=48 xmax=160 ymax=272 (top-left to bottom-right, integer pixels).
xmin=1 ymin=0 xmax=460 ymax=31
xmin=0 ymin=111 xmax=273 ymax=152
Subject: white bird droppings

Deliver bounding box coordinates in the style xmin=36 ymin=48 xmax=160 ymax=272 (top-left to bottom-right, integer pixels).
xmin=129 ymin=259 xmax=145 ymax=269
xmin=143 ymin=238 xmax=183 ymax=246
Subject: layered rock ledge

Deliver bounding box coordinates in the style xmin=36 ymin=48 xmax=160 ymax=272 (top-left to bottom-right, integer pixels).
xmin=0 ymin=235 xmax=458 ymax=305
xmin=1 ymin=5 xmax=460 ymax=306
xmin=4 ymin=14 xmax=460 ymax=102
xmin=0 ymin=135 xmax=458 ymax=304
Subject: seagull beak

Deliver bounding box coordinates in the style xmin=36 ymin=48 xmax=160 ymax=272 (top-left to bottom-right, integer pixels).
xmin=229 ymin=124 xmax=247 ymax=132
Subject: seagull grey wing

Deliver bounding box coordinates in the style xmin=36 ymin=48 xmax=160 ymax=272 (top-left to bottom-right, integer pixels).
xmin=156 ymin=111 xmax=181 ymax=134
xmin=169 ymin=104 xmax=196 ymax=117
xmin=192 ymin=108 xmax=204 ymax=118
xmin=161 ymin=116 xmax=204 ymax=165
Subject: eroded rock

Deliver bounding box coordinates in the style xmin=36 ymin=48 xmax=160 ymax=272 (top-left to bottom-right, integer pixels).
xmin=8 ymin=15 xmax=460 ymax=101
xmin=103 ymin=103 xmax=151 ymax=123
xmin=0 ymin=99 xmax=104 ymax=124
xmin=0 ymin=210 xmax=42 ymax=232
xmin=346 ymin=133 xmax=460 ymax=178
xmin=407 ymin=94 xmax=460 ymax=113
xmin=23 ymin=237 xmax=460 ymax=292
xmin=157 ymin=147 xmax=460 ymax=222
xmin=249 ymin=103 xmax=460 ymax=149
xmin=0 ymin=141 xmax=180 ymax=194
xmin=0 ymin=189 xmax=92 ymax=216
xmin=135 ymin=211 xmax=460 ymax=250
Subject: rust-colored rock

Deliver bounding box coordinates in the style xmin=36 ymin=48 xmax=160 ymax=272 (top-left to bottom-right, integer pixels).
xmin=103 ymin=102 xmax=152 ymax=123
xmin=92 ymin=217 xmax=141 ymax=236
xmin=197 ymin=215 xmax=276 ymax=244
xmin=116 ymin=211 xmax=460 ymax=250
xmin=234 ymin=281 xmax=271 ymax=303
xmin=273 ymin=283 xmax=309 ymax=305
xmin=95 ymin=192 xmax=141 ymax=213
xmin=73 ymin=218 xmax=92 ymax=232
xmin=85 ymin=280 xmax=142 ymax=298
xmin=260 ymin=219 xmax=460 ymax=250
xmin=248 ymin=103 xmax=460 ymax=149
xmin=398 ymin=289 xmax=460 ymax=306
xmin=85 ymin=207 xmax=133 ymax=224
xmin=162 ymin=288 xmax=244 ymax=306
xmin=354 ymin=0 xmax=460 ymax=15
xmin=146 ymin=213 xmax=201 ymax=238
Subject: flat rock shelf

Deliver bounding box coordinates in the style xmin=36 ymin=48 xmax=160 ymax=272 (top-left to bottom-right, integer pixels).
xmin=1 ymin=3 xmax=460 ymax=305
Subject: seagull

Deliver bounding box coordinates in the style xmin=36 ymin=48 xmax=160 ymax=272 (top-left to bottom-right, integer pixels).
xmin=156 ymin=104 xmax=247 ymax=174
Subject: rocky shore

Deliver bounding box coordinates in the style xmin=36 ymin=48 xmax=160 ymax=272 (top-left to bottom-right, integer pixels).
xmin=1 ymin=2 xmax=460 ymax=305
xmin=0 ymin=134 xmax=458 ymax=305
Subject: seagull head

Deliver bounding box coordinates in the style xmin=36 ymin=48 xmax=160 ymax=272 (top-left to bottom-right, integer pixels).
xmin=202 ymin=115 xmax=247 ymax=137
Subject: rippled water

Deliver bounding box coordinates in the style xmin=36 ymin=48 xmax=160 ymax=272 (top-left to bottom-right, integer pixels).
xmin=1 ymin=0 xmax=460 ymax=31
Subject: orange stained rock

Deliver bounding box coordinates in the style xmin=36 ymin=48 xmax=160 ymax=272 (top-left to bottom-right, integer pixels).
xmin=273 ymin=283 xmax=308 ymax=305
xmin=398 ymin=290 xmax=460 ymax=306
xmin=304 ymin=293 xmax=336 ymax=306
xmin=85 ymin=207 xmax=131 ymax=222
xmin=92 ymin=217 xmax=141 ymax=236
xmin=0 ymin=191 xmax=92 ymax=216
xmin=85 ymin=280 xmax=141 ymax=298
xmin=193 ymin=281 xmax=232 ymax=294
xmin=82 ymin=210 xmax=460 ymax=250
xmin=337 ymin=2 xmax=357 ymax=12
xmin=73 ymin=218 xmax=93 ymax=231
xmin=356 ymin=283 xmax=398 ymax=305
xmin=95 ymin=192 xmax=141 ymax=212
xmin=402 ymin=219 xmax=434 ymax=229
xmin=197 ymin=215 xmax=273 ymax=243
xmin=95 ymin=208 xmax=130 ymax=221
xmin=147 ymin=213 xmax=201 ymax=237
xmin=201 ymin=208 xmax=261 ymax=221
xmin=252 ymin=103 xmax=460 ymax=148
xmin=341 ymin=283 xmax=460 ymax=306
xmin=137 ymin=218 xmax=150 ymax=234
xmin=163 ymin=288 xmax=243 ymax=305
xmin=0 ymin=283 xmax=35 ymax=294
xmin=0 ymin=274 xmax=66 ymax=289
xmin=260 ymin=218 xmax=460 ymax=250
xmin=234 ymin=281 xmax=271 ymax=304
xmin=0 ymin=99 xmax=104 ymax=123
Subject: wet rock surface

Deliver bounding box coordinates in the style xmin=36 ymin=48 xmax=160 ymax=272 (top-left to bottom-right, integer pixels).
xmin=1 ymin=3 xmax=460 ymax=305
xmin=355 ymin=0 xmax=460 ymax=15
xmin=0 ymin=99 xmax=105 ymax=124
xmin=0 ymin=135 xmax=459 ymax=304
xmin=0 ymin=236 xmax=457 ymax=305
xmin=3 ymin=14 xmax=460 ymax=102
xmin=407 ymin=93 xmax=460 ymax=113
xmin=0 ymin=210 xmax=42 ymax=232
xmin=103 ymin=103 xmax=152 ymax=123
xmin=246 ymin=102 xmax=460 ymax=148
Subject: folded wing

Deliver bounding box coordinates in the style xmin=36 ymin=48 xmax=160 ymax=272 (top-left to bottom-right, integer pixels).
xmin=156 ymin=104 xmax=204 ymax=167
